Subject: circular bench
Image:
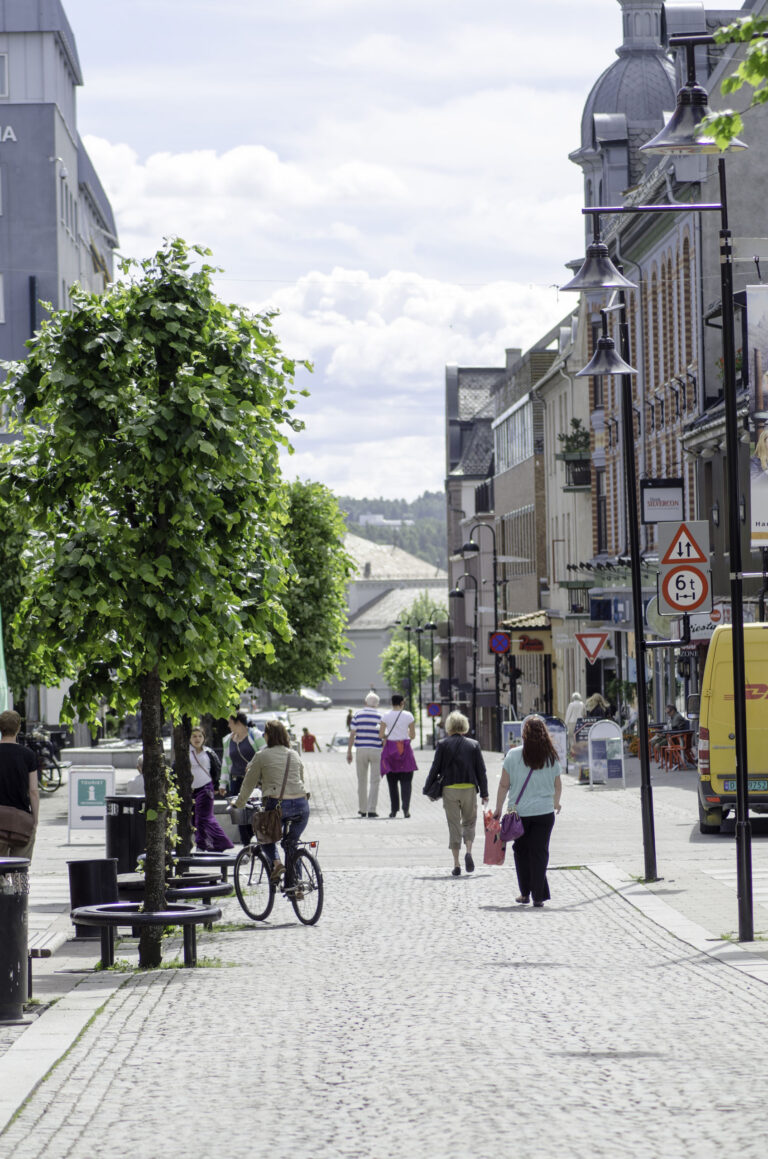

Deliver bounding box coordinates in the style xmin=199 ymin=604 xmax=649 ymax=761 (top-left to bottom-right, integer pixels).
xmin=174 ymin=852 xmax=240 ymax=882
xmin=71 ymin=901 xmax=222 ymax=968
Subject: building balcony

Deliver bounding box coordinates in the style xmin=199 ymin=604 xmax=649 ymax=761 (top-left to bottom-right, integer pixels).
xmin=555 ymin=451 xmax=591 ymax=491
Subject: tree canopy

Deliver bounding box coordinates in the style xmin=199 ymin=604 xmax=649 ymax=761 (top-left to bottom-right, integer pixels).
xmin=704 ymin=15 xmax=768 ymax=147
xmin=246 ymin=478 xmax=354 ymax=693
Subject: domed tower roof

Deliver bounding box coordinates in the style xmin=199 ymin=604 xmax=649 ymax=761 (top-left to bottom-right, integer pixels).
xmin=571 ymin=1 xmax=675 ymax=192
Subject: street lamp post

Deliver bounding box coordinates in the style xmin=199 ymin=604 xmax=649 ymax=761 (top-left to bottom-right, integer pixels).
xmin=561 ymin=34 xmax=753 ymax=933
xmin=403 ymin=623 xmax=413 ymax=719
xmin=461 ymin=523 xmax=502 ymax=751
xmin=414 ymin=625 xmax=425 ymax=750
xmin=449 ymin=575 xmax=479 ymax=736
xmin=424 ymin=621 xmax=437 ymax=748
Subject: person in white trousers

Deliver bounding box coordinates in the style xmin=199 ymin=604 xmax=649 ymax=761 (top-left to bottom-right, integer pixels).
xmin=347 ymin=690 xmax=383 ymax=817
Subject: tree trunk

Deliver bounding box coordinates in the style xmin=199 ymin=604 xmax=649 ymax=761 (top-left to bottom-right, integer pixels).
xmin=174 ymin=715 xmax=193 ymax=856
xmin=139 ymin=667 xmax=166 ymax=968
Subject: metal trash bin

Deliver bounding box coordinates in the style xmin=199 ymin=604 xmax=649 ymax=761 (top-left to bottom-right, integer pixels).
xmin=67 ymin=858 xmax=119 ymax=939
xmin=105 ymin=795 xmax=146 ymax=874
xmin=0 ymin=857 xmax=30 ymax=1022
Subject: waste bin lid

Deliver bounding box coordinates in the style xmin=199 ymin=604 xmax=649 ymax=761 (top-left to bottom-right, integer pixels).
xmin=105 ymin=795 xmax=145 ymax=804
xmin=0 ymin=857 xmax=30 ymax=871
xmin=67 ymin=857 xmax=119 ymax=867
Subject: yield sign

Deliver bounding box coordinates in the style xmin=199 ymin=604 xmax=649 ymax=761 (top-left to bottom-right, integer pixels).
xmin=575 ymin=632 xmax=609 ymax=665
xmin=660 ymin=521 xmax=708 ymax=566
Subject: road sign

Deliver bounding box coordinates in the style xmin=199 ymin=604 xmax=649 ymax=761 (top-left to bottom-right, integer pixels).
xmin=657 ymin=519 xmax=712 ymax=616
xmin=575 ymin=632 xmax=609 ymax=664
xmin=426 ymin=702 xmax=442 ymax=718
xmin=488 ymin=631 xmax=511 ymax=654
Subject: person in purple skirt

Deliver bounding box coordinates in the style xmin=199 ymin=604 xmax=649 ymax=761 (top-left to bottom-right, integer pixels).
xmin=189 ymin=726 xmax=234 ymax=852
xmin=379 ymin=694 xmax=418 ymax=818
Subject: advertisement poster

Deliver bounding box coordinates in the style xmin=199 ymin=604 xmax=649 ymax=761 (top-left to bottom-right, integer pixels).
xmin=746 ymin=285 xmax=768 ymax=549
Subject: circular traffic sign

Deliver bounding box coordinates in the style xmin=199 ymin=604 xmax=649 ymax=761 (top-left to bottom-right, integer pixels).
xmin=426 ymin=702 xmax=442 ymax=718
xmin=489 ymin=632 xmax=511 ymax=654
xmin=660 ymin=565 xmax=710 ymax=613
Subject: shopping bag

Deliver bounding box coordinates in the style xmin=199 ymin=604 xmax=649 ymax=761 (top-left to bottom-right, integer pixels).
xmin=483 ymin=810 xmax=506 ymax=866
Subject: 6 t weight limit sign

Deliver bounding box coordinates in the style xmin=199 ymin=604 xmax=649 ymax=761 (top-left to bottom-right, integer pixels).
xmin=660 ymin=564 xmax=710 ymax=614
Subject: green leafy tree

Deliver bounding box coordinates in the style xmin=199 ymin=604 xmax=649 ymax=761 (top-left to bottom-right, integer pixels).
xmin=0 ymin=239 xmax=301 ymax=965
xmin=247 ymin=479 xmax=354 ymax=693
xmin=703 ymin=15 xmax=768 ymax=147
xmin=379 ymin=591 xmax=447 ymax=702
xmin=0 ymin=523 xmax=48 ymax=703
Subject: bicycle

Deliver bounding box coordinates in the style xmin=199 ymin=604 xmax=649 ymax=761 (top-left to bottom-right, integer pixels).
xmin=21 ymin=728 xmax=69 ymax=794
xmin=232 ymin=804 xmax=323 ymax=926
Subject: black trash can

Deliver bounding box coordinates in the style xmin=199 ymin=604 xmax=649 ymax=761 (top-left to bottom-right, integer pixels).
xmin=105 ymin=795 xmax=146 ymax=874
xmin=0 ymin=857 xmax=30 ymax=1022
xmin=67 ymin=858 xmax=119 ymax=939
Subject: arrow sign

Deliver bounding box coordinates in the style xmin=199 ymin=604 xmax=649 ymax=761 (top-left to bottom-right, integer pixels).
xmin=575 ymin=632 xmax=609 ymax=664
xmin=660 ymin=521 xmax=708 ymax=566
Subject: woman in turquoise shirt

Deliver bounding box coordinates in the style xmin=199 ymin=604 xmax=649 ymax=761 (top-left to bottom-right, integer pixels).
xmin=494 ymin=715 xmax=562 ymax=907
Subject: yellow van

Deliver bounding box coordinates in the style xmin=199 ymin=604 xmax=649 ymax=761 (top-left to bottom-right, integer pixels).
xmin=698 ymin=623 xmax=768 ymax=834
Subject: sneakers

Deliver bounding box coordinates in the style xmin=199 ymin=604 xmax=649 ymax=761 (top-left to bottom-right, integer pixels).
xmin=270 ymin=860 xmax=285 ymax=884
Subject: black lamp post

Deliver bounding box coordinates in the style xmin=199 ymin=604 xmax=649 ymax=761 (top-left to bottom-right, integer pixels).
xmin=461 ymin=524 xmax=502 ymax=750
xmin=414 ymin=625 xmax=425 ymax=750
xmin=424 ymin=621 xmax=437 ymax=748
xmin=449 ymin=574 xmax=478 ymax=736
xmin=561 ymin=34 xmax=753 ymax=935
xmin=403 ymin=623 xmax=413 ymax=716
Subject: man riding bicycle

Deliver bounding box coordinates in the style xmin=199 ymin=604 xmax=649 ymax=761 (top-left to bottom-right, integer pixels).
xmin=232 ymin=720 xmax=309 ymax=885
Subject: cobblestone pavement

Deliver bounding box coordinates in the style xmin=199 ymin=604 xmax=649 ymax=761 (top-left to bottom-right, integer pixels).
xmin=4 ymin=864 xmax=768 ymax=1159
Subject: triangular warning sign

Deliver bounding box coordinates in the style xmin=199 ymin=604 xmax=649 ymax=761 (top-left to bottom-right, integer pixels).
xmin=575 ymin=632 xmax=609 ymax=664
xmin=660 ymin=522 xmax=707 ymax=566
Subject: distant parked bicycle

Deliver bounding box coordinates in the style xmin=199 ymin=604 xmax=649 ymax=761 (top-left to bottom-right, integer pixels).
xmin=21 ymin=725 xmax=70 ymax=794
xmin=232 ymin=801 xmax=323 ymax=925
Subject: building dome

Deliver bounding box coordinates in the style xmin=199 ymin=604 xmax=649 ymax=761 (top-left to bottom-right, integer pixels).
xmin=580 ymin=47 xmax=675 ymax=155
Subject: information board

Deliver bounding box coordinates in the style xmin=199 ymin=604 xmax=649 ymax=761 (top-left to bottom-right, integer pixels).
xmin=587 ymin=720 xmax=625 ymax=789
xmin=68 ymin=766 xmax=115 ymax=840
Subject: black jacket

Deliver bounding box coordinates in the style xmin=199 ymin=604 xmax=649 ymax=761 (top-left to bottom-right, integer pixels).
xmin=423 ymin=735 xmax=488 ymax=798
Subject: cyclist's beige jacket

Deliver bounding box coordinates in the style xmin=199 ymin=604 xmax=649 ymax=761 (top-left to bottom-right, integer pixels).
xmin=234 ymin=745 xmax=306 ymax=807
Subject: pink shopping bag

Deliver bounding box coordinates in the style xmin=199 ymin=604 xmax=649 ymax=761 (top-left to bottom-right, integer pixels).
xmin=483 ymin=810 xmax=506 ymax=865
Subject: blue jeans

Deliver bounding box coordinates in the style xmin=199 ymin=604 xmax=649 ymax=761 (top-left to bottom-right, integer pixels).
xmin=261 ymin=797 xmax=310 ymax=882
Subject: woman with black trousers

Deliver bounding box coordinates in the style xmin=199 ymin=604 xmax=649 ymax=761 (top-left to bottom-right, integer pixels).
xmin=494 ymin=715 xmax=562 ymax=907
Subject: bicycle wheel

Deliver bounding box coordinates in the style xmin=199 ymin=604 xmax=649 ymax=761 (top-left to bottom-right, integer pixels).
xmin=234 ymin=845 xmax=275 ymax=921
xmin=38 ymin=761 xmax=62 ymax=793
xmin=288 ymin=849 xmax=324 ymax=925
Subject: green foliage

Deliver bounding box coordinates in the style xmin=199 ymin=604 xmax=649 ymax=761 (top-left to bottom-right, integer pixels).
xmin=557 ymin=418 xmax=590 ymax=454
xmin=248 ymin=479 xmax=354 ymax=693
xmin=379 ymin=592 xmax=446 ymax=698
xmin=340 ymin=490 xmax=447 ymax=570
xmin=704 ymin=16 xmax=768 ymax=147
xmin=0 ymin=238 xmax=302 ymax=724
xmin=0 ymin=525 xmax=48 ymax=701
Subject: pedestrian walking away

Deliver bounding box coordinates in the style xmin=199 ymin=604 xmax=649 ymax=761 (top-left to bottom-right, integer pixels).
xmin=301 ymin=727 xmax=321 ymax=753
xmin=494 ymin=714 xmax=562 ymax=907
xmin=0 ymin=709 xmax=39 ymax=860
xmin=585 ymin=693 xmax=611 ymax=720
xmin=564 ymin=691 xmax=584 ymax=745
xmin=221 ymin=711 xmax=265 ymax=844
xmin=379 ymin=694 xmax=417 ymax=818
xmin=347 ymin=690 xmax=383 ymax=817
xmin=234 ymin=720 xmax=309 ymax=887
xmin=189 ymin=726 xmax=233 ymax=852
xmin=423 ymin=710 xmax=488 ymax=876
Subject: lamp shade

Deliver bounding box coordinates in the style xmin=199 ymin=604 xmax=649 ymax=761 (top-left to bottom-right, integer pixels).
xmin=641 ymin=82 xmax=747 ymax=155
xmin=449 ymin=587 xmax=465 ymax=599
xmin=561 ymin=241 xmax=638 ymax=292
xmin=424 ymin=622 xmax=437 ymax=631
xmin=576 ymin=334 xmax=637 ymax=377
xmin=460 ymin=541 xmax=479 ymax=556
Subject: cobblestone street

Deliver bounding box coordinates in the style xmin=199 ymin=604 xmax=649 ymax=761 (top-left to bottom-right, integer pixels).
xmin=5 ymin=860 xmax=768 ymax=1157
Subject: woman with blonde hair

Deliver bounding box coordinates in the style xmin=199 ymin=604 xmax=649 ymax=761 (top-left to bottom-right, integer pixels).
xmin=494 ymin=715 xmax=562 ymax=907
xmin=423 ymin=711 xmax=488 ymax=876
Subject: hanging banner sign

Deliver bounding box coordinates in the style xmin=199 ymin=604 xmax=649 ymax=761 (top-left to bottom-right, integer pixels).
xmin=575 ymin=632 xmax=609 ymax=664
xmin=640 ymin=478 xmax=684 ymax=524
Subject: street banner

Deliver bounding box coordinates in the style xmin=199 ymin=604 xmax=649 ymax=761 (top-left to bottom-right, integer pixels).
xmin=0 ymin=605 xmax=8 ymax=712
xmin=747 ymin=285 xmax=768 ymax=549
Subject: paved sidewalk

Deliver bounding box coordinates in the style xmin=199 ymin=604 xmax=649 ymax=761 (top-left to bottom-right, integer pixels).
xmin=2 ymin=747 xmax=768 ymax=1156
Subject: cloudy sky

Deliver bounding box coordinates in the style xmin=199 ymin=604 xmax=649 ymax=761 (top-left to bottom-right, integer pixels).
xmin=64 ymin=0 xmax=744 ymax=500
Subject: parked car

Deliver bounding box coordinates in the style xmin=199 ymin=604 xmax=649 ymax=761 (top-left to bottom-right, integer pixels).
xmin=281 ymin=687 xmax=332 ymax=711
xmin=326 ymin=732 xmax=351 ymax=753
xmin=246 ymin=711 xmax=300 ymax=752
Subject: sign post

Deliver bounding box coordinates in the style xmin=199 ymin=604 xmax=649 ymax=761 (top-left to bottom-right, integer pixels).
xmin=657 ymin=520 xmax=712 ymax=618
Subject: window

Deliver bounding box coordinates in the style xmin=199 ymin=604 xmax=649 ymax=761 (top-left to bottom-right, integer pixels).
xmin=590 ymin=320 xmax=604 ymax=408
xmin=596 ymin=467 xmax=608 ymax=553
xmin=493 ymin=400 xmax=533 ymax=474
xmin=0 ymin=55 xmax=8 ymax=99
xmin=0 ymin=273 xmax=6 ymax=322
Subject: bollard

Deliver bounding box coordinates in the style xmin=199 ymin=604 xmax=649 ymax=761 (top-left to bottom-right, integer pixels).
xmin=0 ymin=857 xmax=30 ymax=1023
xmin=67 ymin=858 xmax=119 ymax=938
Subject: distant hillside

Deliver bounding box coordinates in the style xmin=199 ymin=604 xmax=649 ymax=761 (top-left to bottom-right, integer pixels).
xmin=338 ymin=490 xmax=447 ymax=571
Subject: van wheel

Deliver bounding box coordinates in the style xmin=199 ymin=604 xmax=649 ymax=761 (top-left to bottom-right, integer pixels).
xmin=698 ymin=801 xmax=722 ymax=835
